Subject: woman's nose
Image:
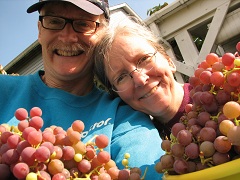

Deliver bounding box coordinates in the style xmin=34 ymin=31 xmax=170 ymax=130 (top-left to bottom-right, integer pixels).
xmin=131 ymin=71 xmax=149 ymax=88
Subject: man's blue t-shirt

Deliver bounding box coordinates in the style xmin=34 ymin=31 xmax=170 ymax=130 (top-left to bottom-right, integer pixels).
xmin=0 ymin=71 xmax=164 ymax=179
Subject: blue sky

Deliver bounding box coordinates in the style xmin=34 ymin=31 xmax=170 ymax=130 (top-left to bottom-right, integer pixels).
xmin=0 ymin=0 xmax=174 ymax=67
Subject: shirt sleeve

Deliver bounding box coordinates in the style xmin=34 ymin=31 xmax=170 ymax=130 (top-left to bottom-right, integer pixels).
xmin=111 ymin=103 xmax=164 ymax=179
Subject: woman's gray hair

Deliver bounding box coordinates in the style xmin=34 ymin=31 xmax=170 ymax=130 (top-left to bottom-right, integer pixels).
xmin=91 ymin=16 xmax=168 ymax=97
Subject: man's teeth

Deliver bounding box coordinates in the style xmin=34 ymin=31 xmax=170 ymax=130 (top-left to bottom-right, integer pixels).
xmin=57 ymin=50 xmax=80 ymax=56
xmin=141 ymin=86 xmax=158 ymax=99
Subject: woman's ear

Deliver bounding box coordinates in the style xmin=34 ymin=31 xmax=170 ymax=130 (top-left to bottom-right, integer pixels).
xmin=168 ymin=57 xmax=177 ymax=73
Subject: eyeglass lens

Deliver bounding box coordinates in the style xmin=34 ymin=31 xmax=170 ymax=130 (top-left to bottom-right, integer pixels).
xmin=39 ymin=16 xmax=98 ymax=34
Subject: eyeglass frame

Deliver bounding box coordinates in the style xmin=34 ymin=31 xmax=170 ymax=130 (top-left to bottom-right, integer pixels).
xmin=111 ymin=50 xmax=158 ymax=92
xmin=39 ymin=15 xmax=100 ymax=34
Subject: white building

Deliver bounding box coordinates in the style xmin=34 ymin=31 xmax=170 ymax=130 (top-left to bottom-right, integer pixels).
xmin=4 ymin=0 xmax=240 ymax=83
xmin=145 ymin=0 xmax=240 ymax=82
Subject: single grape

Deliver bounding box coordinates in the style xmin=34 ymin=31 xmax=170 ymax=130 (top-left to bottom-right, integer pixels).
xmin=15 ymin=108 xmax=28 ymax=121
xmin=98 ymin=172 xmax=112 ymax=180
xmin=35 ymin=146 xmax=51 ymax=162
xmin=212 ymin=61 xmax=225 ymax=72
xmin=187 ymin=161 xmax=196 ymax=173
xmin=118 ymin=169 xmax=130 ymax=180
xmin=0 ymin=164 xmax=11 ymax=179
xmin=18 ymin=120 xmax=29 ymax=132
xmin=212 ymin=152 xmax=230 ymax=165
xmin=26 ymin=172 xmax=38 ymax=180
xmin=160 ymin=154 xmax=174 ymax=169
xmin=29 ymin=116 xmax=44 ymax=130
xmin=205 ymin=120 xmax=218 ymax=130
xmin=206 ymin=53 xmax=219 ymax=66
xmin=173 ymin=158 xmax=188 ymax=174
xmin=42 ymin=130 xmax=56 ymax=144
xmin=52 ymin=173 xmax=66 ymax=180
xmin=107 ymin=166 xmax=120 ymax=179
xmin=199 ymin=91 xmax=214 ymax=105
xmin=30 ymin=106 xmax=42 ymax=117
xmin=199 ymin=141 xmax=215 ymax=158
xmin=213 ymin=135 xmax=231 ymax=153
xmin=85 ymin=145 xmax=96 ymax=160
xmin=67 ymin=130 xmax=81 ymax=145
xmin=171 ymin=143 xmax=185 ymax=158
xmin=185 ymin=143 xmax=199 ymax=159
xmin=38 ymin=170 xmax=51 ymax=180
xmin=22 ymin=126 xmax=37 ymax=141
xmin=129 ymin=172 xmax=141 ymax=180
xmin=51 ymin=145 xmax=63 ymax=159
xmin=210 ymin=71 xmax=225 ymax=87
xmin=161 ymin=139 xmax=171 ymax=152
xmin=195 ymin=162 xmax=208 ymax=171
xmin=199 ymin=127 xmax=216 ymax=142
xmin=95 ymin=134 xmax=109 ymax=149
xmin=197 ymin=111 xmax=211 ymax=126
xmin=227 ymin=126 xmax=240 ymax=146
xmin=155 ymin=161 xmax=164 ymax=173
xmin=71 ymin=120 xmax=85 ymax=133
xmin=7 ymin=134 xmax=21 ymax=149
xmin=219 ymin=120 xmax=235 ymax=136
xmin=2 ymin=148 xmax=20 ymax=165
xmin=21 ymin=146 xmax=36 ymax=166
xmin=72 ymin=141 xmax=86 ymax=154
xmin=189 ymin=76 xmax=201 ymax=87
xmin=215 ymin=90 xmax=231 ymax=105
xmin=41 ymin=141 xmax=54 ymax=154
xmin=223 ymin=101 xmax=240 ymax=119
xmin=48 ymin=159 xmax=64 ymax=175
xmin=27 ymin=130 xmax=43 ymax=146
xmin=62 ymin=168 xmax=70 ymax=179
xmin=222 ymin=52 xmax=235 ymax=66
xmin=177 ymin=129 xmax=192 ymax=146
xmin=77 ymin=159 xmax=91 ymax=173
xmin=235 ymin=41 xmax=240 ymax=51
xmin=91 ymin=156 xmax=102 ymax=170
xmin=12 ymin=162 xmax=30 ymax=179
xmin=199 ymin=70 xmax=212 ymax=85
xmin=227 ymin=71 xmax=240 ymax=87
xmin=198 ymin=60 xmax=210 ymax=69
xmin=171 ymin=123 xmax=186 ymax=137
xmin=62 ymin=146 xmax=75 ymax=161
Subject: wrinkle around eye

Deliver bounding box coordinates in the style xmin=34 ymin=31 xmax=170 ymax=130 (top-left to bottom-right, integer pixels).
xmin=114 ymin=73 xmax=129 ymax=85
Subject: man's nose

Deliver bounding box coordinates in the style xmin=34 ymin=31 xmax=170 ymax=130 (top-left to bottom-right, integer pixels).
xmin=58 ymin=23 xmax=78 ymax=43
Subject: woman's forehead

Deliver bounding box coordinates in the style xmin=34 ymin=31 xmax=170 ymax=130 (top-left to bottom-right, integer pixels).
xmin=110 ymin=36 xmax=152 ymax=58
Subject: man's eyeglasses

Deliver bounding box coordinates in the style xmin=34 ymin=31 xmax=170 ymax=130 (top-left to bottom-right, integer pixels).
xmin=39 ymin=15 xmax=100 ymax=34
xmin=112 ymin=51 xmax=157 ymax=92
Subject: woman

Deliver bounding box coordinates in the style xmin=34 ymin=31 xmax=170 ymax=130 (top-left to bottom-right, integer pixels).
xmin=92 ymin=17 xmax=192 ymax=138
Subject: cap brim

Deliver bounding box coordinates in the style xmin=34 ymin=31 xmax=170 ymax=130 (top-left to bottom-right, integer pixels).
xmin=27 ymin=0 xmax=103 ymax=15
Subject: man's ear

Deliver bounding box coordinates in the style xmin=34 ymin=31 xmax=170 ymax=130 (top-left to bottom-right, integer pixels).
xmin=38 ymin=21 xmax=42 ymax=44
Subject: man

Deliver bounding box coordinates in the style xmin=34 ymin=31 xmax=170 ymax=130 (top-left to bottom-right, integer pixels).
xmin=0 ymin=0 xmax=163 ymax=179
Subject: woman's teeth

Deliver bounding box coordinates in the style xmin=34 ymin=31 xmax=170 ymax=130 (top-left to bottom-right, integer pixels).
xmin=141 ymin=85 xmax=158 ymax=99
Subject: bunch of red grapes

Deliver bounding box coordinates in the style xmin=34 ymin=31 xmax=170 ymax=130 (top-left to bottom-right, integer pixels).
xmin=155 ymin=42 xmax=240 ymax=175
xmin=0 ymin=107 xmax=144 ymax=180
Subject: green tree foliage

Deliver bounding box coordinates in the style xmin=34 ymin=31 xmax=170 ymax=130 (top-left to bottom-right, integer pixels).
xmin=147 ymin=2 xmax=168 ymax=16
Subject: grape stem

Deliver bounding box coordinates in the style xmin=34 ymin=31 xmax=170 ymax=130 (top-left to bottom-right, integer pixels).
xmin=199 ymin=151 xmax=213 ymax=165
xmin=85 ymin=134 xmax=98 ymax=146
xmin=141 ymin=166 xmax=148 ymax=180
xmin=234 ymin=118 xmax=240 ymax=126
